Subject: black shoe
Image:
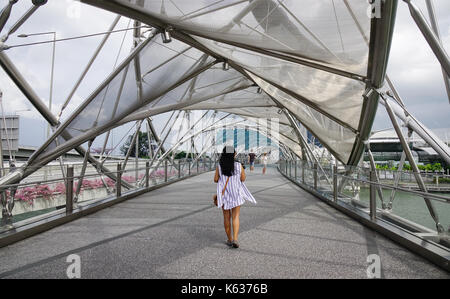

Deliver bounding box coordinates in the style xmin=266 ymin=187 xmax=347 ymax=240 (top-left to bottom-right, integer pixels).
xmin=226 ymin=240 xmax=233 ymax=247
xmin=232 ymin=240 xmax=239 ymax=248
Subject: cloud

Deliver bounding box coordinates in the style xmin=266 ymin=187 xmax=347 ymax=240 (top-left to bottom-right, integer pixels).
xmin=382 ymin=0 xmax=450 ymax=130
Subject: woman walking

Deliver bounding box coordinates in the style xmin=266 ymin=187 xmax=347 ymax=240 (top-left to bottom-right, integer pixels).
xmin=214 ymin=146 xmax=256 ymax=248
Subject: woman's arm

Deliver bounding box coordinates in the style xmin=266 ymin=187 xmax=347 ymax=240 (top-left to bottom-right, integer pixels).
xmin=214 ymin=166 xmax=220 ymax=183
xmin=240 ymin=164 xmax=246 ymax=182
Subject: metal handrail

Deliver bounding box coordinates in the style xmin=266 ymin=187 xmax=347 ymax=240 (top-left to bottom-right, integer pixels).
xmin=279 ymin=159 xmax=450 ymax=204
xmin=278 ymin=158 xmax=450 ymax=236
xmin=0 ymin=158 xmax=217 ymax=227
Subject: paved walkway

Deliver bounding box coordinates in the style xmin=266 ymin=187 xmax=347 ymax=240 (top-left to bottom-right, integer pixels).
xmin=0 ymin=167 xmax=448 ymax=278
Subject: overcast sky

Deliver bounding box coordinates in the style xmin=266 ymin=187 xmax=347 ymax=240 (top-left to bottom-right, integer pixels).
xmin=0 ymin=0 xmax=449 ymax=151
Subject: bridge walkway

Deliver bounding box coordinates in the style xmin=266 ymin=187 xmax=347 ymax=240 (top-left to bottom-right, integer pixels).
xmin=0 ymin=167 xmax=448 ymax=278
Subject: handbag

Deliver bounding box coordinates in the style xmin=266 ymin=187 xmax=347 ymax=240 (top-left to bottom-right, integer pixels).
xmin=213 ymin=176 xmax=230 ymax=206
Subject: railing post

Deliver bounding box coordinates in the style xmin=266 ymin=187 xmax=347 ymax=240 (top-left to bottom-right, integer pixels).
xmin=314 ymin=163 xmax=318 ymax=189
xmin=294 ymin=160 xmax=297 ymax=180
xmin=66 ymin=165 xmax=74 ymax=214
xmin=165 ymin=160 xmax=168 ymax=182
xmin=145 ymin=161 xmax=150 ymax=188
xmin=302 ymin=161 xmax=305 ymax=184
xmin=188 ymin=160 xmax=191 ymax=175
xmin=209 ymin=157 xmax=212 ymax=170
xmin=333 ymin=165 xmax=338 ymax=202
xmin=116 ymin=163 xmax=122 ymax=197
xmin=0 ymin=191 xmax=10 ymax=226
xmin=197 ymin=159 xmax=199 ymax=173
xmin=370 ymin=171 xmax=377 ymax=221
xmin=178 ymin=160 xmax=181 ymax=178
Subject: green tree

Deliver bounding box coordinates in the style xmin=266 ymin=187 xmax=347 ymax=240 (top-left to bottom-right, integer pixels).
xmin=174 ymin=151 xmax=187 ymax=159
xmin=120 ymin=131 xmax=150 ymax=158
xmin=431 ymin=163 xmax=442 ymax=171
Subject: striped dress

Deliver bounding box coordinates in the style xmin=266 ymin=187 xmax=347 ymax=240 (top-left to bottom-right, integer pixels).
xmin=217 ymin=162 xmax=257 ymax=210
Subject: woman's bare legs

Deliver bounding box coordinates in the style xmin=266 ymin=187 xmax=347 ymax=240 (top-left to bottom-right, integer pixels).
xmin=222 ymin=208 xmax=232 ymax=241
xmin=262 ymin=166 xmax=266 ymax=175
xmin=231 ymin=206 xmax=241 ymax=242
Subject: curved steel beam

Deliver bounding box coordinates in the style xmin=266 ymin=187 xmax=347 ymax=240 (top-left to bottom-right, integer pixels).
xmin=347 ymin=0 xmax=398 ymax=166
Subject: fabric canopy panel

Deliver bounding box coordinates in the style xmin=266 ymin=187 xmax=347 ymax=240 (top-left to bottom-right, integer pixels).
xmin=184 ymin=89 xmax=276 ymax=110
xmin=215 ymin=106 xmax=290 ymax=126
xmin=247 ymin=72 xmax=356 ymax=162
xmin=120 ymin=67 xmax=256 ymax=123
xmin=144 ymin=66 xmax=252 ymax=110
xmin=121 ymin=0 xmax=370 ymax=75
xmin=195 ymin=37 xmax=365 ymax=131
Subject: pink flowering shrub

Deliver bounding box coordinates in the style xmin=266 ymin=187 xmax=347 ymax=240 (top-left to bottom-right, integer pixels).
xmin=35 ymin=184 xmax=53 ymax=199
xmin=54 ymin=182 xmax=66 ymax=194
xmin=14 ymin=187 xmax=37 ymax=206
xmin=105 ymin=178 xmax=116 ymax=187
xmin=13 ymin=179 xmax=109 ymax=205
xmin=81 ymin=179 xmax=103 ymax=190
xmin=12 ymin=169 xmax=185 ymax=205
xmin=122 ymin=176 xmax=136 ymax=183
xmin=149 ymin=169 xmax=177 ymax=178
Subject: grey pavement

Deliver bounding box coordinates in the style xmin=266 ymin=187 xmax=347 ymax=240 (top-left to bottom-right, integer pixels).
xmin=0 ymin=167 xmax=448 ymax=279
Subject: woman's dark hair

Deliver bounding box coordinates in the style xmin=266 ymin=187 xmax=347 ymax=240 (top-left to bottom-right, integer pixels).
xmin=219 ymin=146 xmax=236 ymax=177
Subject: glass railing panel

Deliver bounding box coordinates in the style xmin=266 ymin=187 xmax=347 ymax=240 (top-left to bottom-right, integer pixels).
xmin=382 ymin=188 xmax=450 ymax=234
xmin=1 ymin=178 xmax=67 ymax=224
